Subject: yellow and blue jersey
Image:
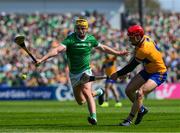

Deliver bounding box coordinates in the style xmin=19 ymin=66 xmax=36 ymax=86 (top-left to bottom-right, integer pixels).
xmin=102 ymin=56 xmax=117 ymax=76
xmin=135 ymin=35 xmax=167 ymax=73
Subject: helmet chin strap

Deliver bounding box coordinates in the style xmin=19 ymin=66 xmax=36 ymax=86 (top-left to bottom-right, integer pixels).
xmin=135 ymin=36 xmax=141 ymax=42
xmin=135 ymin=36 xmax=144 ymax=45
xmin=129 ymin=36 xmax=144 ymax=46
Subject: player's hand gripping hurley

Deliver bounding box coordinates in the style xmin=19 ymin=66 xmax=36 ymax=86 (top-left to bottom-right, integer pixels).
xmin=14 ymin=35 xmax=37 ymax=63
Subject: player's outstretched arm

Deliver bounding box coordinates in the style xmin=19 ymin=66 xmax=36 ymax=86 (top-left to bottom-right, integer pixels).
xmin=35 ymin=44 xmax=66 ymax=66
xmin=96 ymin=44 xmax=129 ymax=56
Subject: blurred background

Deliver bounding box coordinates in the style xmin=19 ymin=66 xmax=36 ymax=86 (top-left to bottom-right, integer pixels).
xmin=0 ymin=0 xmax=179 ymax=100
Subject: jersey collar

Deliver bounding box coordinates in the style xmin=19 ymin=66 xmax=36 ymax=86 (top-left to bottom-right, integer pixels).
xmin=76 ymin=34 xmax=88 ymax=41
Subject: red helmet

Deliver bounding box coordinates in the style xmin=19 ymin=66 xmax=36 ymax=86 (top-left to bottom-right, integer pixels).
xmin=127 ymin=25 xmax=144 ymax=38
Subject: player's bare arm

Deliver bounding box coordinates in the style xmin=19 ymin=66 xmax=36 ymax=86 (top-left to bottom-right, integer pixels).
xmin=96 ymin=44 xmax=129 ymax=56
xmin=36 ymin=44 xmax=66 ymax=65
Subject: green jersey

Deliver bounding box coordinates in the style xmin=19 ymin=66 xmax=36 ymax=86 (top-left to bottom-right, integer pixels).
xmin=61 ymin=33 xmax=99 ymax=74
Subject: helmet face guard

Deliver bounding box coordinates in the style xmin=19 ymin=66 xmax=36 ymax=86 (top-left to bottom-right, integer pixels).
xmin=74 ymin=18 xmax=88 ymax=38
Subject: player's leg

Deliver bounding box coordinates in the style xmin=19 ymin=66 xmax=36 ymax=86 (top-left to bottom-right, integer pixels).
xmin=105 ymin=83 xmax=110 ymax=102
xmin=90 ymin=86 xmax=104 ymax=106
xmin=73 ymin=82 xmax=97 ymax=125
xmin=134 ymin=72 xmax=167 ymax=125
xmin=69 ymin=69 xmax=97 ymax=125
xmin=110 ymin=84 xmax=122 ymax=107
xmin=81 ymin=82 xmax=98 ymax=125
xmin=70 ymin=72 xmax=87 ymax=105
xmin=121 ymin=71 xmax=167 ymax=126
xmin=120 ymin=73 xmax=146 ymax=126
xmin=82 ymin=82 xmax=96 ymax=114
xmin=125 ymin=73 xmax=146 ymax=103
xmin=73 ymin=84 xmax=86 ymax=105
xmin=133 ymin=79 xmax=157 ymax=125
xmin=81 ymin=69 xmax=104 ymax=105
xmin=101 ymin=82 xmax=110 ymax=107
xmin=91 ymin=87 xmax=104 ymax=98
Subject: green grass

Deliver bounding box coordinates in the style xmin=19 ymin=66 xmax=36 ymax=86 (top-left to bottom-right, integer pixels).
xmin=0 ymin=99 xmax=179 ymax=132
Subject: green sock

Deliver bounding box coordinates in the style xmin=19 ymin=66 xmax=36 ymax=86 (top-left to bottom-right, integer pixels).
xmin=90 ymin=113 xmax=97 ymax=120
xmin=95 ymin=88 xmax=103 ymax=96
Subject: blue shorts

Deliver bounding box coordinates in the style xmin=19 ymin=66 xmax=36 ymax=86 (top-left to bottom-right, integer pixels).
xmin=105 ymin=79 xmax=116 ymax=83
xmin=139 ymin=70 xmax=167 ymax=86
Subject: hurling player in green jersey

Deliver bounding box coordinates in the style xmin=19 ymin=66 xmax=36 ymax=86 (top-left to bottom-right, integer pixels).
xmin=35 ymin=17 xmax=128 ymax=125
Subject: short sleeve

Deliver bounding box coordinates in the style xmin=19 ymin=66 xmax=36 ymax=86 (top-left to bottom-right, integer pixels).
xmin=89 ymin=35 xmax=99 ymax=47
xmin=61 ymin=36 xmax=71 ymax=47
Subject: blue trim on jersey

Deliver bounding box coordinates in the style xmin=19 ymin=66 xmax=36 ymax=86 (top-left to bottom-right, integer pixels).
xmin=139 ymin=70 xmax=167 ymax=86
xmin=155 ymin=44 xmax=161 ymax=51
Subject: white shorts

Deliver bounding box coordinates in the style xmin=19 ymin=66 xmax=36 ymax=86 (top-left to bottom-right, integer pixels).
xmin=69 ymin=69 xmax=93 ymax=88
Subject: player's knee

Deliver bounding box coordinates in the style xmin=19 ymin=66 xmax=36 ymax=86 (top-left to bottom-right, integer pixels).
xmin=82 ymin=88 xmax=92 ymax=98
xmin=136 ymin=90 xmax=144 ymax=101
xmin=75 ymin=96 xmax=86 ymax=105
xmin=77 ymin=100 xmax=86 ymax=105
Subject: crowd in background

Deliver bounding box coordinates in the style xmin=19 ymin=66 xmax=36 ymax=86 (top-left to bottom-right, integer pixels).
xmin=0 ymin=11 xmax=179 ymax=87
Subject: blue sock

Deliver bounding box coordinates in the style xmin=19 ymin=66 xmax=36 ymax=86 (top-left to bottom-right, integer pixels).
xmin=140 ymin=105 xmax=145 ymax=113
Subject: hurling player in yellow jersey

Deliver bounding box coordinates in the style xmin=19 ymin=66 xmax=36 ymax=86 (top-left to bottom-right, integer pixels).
xmin=35 ymin=17 xmax=128 ymax=125
xmin=110 ymin=25 xmax=167 ymax=126
xmin=101 ymin=55 xmax=122 ymax=107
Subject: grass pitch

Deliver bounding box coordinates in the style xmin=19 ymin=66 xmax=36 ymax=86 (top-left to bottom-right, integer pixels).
xmin=0 ymin=99 xmax=179 ymax=132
